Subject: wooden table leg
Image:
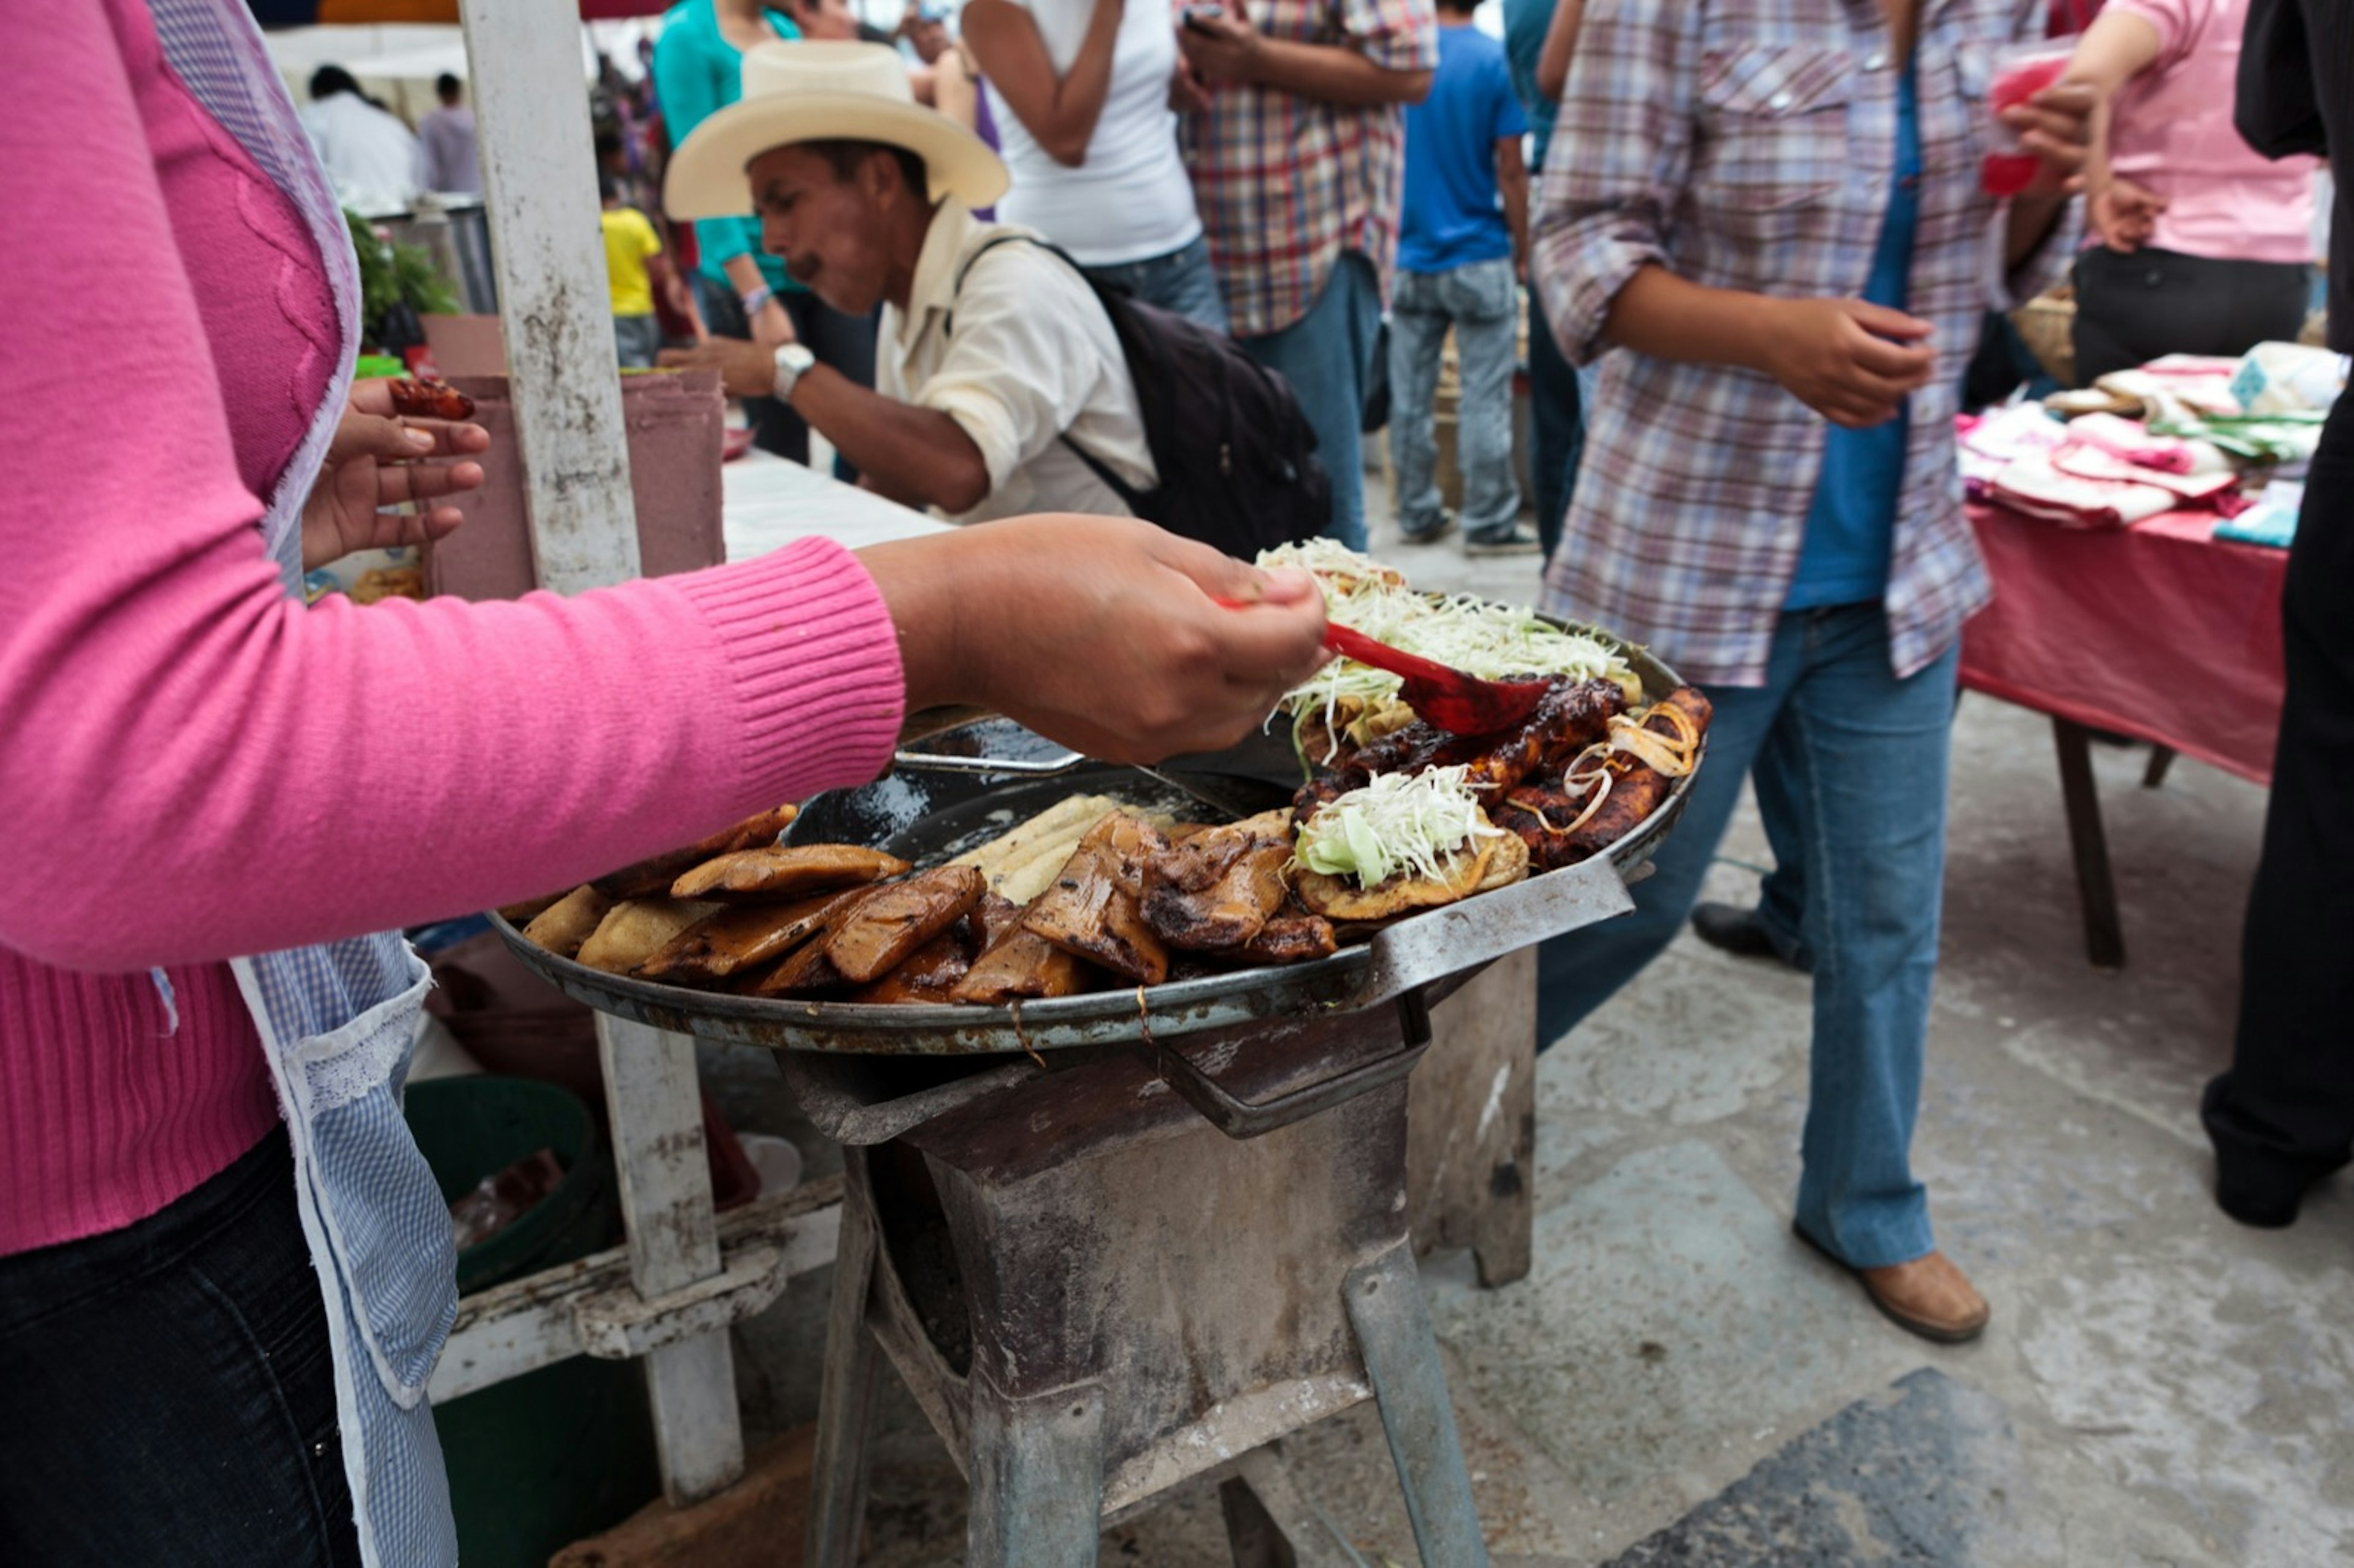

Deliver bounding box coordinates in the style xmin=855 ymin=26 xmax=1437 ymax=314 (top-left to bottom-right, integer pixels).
xmin=2051 ymin=717 xmax=2126 ymax=969
xmin=2142 ymin=745 xmax=2179 ymax=790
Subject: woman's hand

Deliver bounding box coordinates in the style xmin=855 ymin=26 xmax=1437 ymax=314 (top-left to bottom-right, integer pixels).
xmin=300 ymin=377 xmax=490 ymax=571
xmin=858 ymin=516 xmax=1331 ymax=764
xmin=2090 ymin=174 xmax=2166 ymax=253
xmin=1750 ymin=297 xmax=1935 ymax=428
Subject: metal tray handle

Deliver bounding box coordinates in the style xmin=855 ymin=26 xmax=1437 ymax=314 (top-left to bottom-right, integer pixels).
xmin=1358 ymin=851 xmax=1632 ymax=1002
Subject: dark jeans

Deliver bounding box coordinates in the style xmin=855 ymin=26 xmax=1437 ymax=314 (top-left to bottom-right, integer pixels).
xmin=697 ymin=277 xmax=878 ymax=478
xmin=2203 ymin=395 xmax=2354 ymax=1200
xmin=1526 ymin=280 xmax=1587 ymax=561
xmin=0 ymin=1128 xmax=362 ymax=1566
xmin=2071 ymin=246 xmax=2312 ymax=387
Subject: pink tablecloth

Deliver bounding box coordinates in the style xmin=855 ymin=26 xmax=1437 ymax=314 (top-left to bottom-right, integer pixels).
xmin=1958 ymin=504 xmax=2288 ymax=785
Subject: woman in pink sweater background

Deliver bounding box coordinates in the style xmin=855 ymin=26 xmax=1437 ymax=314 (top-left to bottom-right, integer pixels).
xmin=0 ymin=2 xmax=1325 ymax=1561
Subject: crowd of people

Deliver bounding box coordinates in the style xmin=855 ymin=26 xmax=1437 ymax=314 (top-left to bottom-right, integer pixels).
xmin=2 ymin=0 xmax=2345 ymax=1561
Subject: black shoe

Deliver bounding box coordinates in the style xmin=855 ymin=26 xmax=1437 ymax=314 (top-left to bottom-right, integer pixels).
xmin=1465 ymin=522 xmax=1542 ymax=557
xmin=2202 ymin=1076 xmax=2346 ymax=1228
xmin=1689 ymin=902 xmax=1799 ymax=968
xmin=1398 ymin=512 xmax=1455 ymax=545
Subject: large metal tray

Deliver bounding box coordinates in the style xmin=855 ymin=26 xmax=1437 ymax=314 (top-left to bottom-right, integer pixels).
xmin=490 ymin=631 xmax=1699 ymax=1059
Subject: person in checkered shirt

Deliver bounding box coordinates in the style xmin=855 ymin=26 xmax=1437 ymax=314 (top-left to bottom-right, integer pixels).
xmin=1173 ymin=0 xmax=1439 ymax=549
xmin=1529 ymin=0 xmax=2092 ymax=1344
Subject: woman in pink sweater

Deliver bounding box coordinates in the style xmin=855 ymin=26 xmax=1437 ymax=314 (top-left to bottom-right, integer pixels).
xmin=0 ymin=3 xmax=1326 ymax=1562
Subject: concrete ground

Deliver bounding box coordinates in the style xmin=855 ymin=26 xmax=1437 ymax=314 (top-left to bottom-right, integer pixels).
xmin=697 ymin=478 xmax=2348 ymax=1566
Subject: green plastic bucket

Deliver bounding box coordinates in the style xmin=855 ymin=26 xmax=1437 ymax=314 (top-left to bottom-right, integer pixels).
xmin=405 ymin=1077 xmax=658 ymax=1567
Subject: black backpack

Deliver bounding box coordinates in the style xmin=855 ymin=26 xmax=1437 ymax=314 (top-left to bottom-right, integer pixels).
xmin=950 ymin=235 xmax=1330 ymax=559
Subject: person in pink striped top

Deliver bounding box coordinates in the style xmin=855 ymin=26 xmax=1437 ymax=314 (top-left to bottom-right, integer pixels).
xmin=0 ymin=2 xmax=1328 ymax=1560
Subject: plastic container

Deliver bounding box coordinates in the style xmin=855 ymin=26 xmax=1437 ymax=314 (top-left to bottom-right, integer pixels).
xmin=1982 ymin=45 xmax=2072 ymax=196
xmin=403 ymin=1078 xmax=658 ymax=1567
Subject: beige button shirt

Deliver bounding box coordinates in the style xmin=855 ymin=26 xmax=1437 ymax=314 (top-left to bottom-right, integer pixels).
xmin=878 ymin=202 xmax=1157 ymax=524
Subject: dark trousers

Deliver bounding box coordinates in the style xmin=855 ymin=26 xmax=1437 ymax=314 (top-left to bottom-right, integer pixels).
xmin=0 ymin=1128 xmax=363 ymax=1566
xmin=2071 ymin=246 xmax=2312 ymax=387
xmin=1526 ymin=281 xmax=1587 ymax=560
xmin=697 ymin=278 xmax=878 ymax=478
xmin=2203 ymin=395 xmax=2354 ymax=1198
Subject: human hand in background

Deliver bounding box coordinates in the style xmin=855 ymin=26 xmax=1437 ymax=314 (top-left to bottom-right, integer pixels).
xmin=1753 ymin=298 xmax=1935 ymax=429
xmin=659 ymin=338 xmax=778 ymax=400
xmin=1176 ymin=4 xmax=1262 ymax=86
xmin=2000 ymin=80 xmax=2095 ymax=200
xmin=2090 ymin=174 xmax=2166 ymax=253
xmin=300 ymin=377 xmax=490 ymax=570
xmin=1169 ymin=56 xmax=1214 ymax=113
xmin=858 ymin=516 xmax=1331 ymax=764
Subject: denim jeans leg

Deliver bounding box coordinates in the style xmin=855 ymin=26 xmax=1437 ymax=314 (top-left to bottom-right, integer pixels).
xmin=1537 ymin=623 xmax=1800 ymax=1048
xmin=1152 ymin=235 xmax=1231 ymax=333
xmin=1449 ymin=259 xmax=1522 ymax=537
xmin=1386 ymin=272 xmax=1449 ymax=536
xmin=1526 ymin=283 xmax=1585 ymax=561
xmin=1749 ymin=725 xmax=1816 ymax=970
xmin=1240 ymin=252 xmax=1379 ymax=550
xmin=1784 ymin=611 xmax=1957 ymax=1269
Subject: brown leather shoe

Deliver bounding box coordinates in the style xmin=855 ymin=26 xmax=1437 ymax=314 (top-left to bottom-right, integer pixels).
xmin=1793 ymin=1224 xmax=1990 ymax=1344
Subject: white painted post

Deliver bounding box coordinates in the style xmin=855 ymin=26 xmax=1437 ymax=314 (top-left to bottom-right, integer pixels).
xmin=459 ymin=0 xmax=640 ymax=592
xmin=458 ymin=0 xmax=744 ymax=1506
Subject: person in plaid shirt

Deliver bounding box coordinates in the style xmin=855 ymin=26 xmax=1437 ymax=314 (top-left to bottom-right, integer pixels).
xmin=1531 ymin=0 xmax=2090 ymax=1342
xmin=1174 ymin=0 xmax=1439 ymax=549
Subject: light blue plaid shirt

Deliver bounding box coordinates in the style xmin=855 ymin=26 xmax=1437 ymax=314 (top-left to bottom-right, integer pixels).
xmin=149 ymin=3 xmax=459 ymax=1562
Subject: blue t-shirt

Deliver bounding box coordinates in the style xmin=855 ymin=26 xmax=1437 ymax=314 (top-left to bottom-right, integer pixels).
xmin=1398 ymin=24 xmax=1530 ymax=276
xmin=1787 ymin=61 xmax=1922 ymax=610
xmin=1500 ymin=0 xmax=1558 ymax=171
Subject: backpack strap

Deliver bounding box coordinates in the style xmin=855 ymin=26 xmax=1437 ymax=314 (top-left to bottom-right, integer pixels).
xmin=944 ymin=230 xmax=1157 ymax=519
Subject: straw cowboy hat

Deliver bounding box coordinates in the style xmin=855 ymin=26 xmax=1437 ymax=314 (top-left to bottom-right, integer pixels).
xmin=665 ymin=41 xmax=1008 ymax=219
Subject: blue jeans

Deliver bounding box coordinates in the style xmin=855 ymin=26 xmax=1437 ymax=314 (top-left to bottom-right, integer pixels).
xmin=1084 ymin=234 xmax=1230 ymax=334
xmin=0 ymin=1128 xmax=363 ymax=1565
xmin=1526 ymin=280 xmax=1588 ymax=561
xmin=1238 ymin=251 xmax=1383 ymax=551
xmin=1388 ymin=257 xmax=1522 ymax=539
xmin=1537 ymin=605 xmax=1959 ymax=1268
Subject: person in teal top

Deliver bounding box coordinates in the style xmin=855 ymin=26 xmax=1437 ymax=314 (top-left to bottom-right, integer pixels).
xmin=653 ymin=0 xmax=877 ymax=473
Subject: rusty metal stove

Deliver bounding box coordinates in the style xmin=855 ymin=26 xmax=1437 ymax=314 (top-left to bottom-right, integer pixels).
xmin=493 ymin=661 xmax=1698 ymax=1565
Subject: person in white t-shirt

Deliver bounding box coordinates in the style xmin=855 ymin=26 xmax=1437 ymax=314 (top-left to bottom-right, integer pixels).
xmin=662 ymin=42 xmax=1157 ymax=523
xmin=958 ymin=0 xmax=1227 ymax=330
xmin=298 ymin=66 xmax=422 ymax=211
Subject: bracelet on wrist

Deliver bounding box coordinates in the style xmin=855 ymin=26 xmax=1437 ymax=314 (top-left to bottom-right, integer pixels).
xmin=741 ymin=285 xmax=775 ymax=317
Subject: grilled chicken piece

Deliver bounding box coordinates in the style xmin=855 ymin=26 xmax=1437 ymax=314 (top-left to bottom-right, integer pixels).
xmin=634 ymin=889 xmax=850 ymax=986
xmin=1497 ymin=686 xmax=1712 ymax=870
xmin=1238 ymin=904 xmax=1338 ymax=965
xmin=849 ymin=918 xmax=979 ymax=1003
xmin=969 ymin=891 xmax=1029 ymax=950
xmin=823 ymin=866 xmax=985 ymax=983
xmin=594 ymin=805 xmax=802 ymax=899
xmin=747 ymin=921 xmax=858 ymax=996
xmin=1021 ymin=812 xmax=1171 ymax=983
xmin=949 ymin=925 xmax=1094 ymax=1003
xmin=386 ymin=376 xmax=477 ymax=420
xmin=1141 ymin=810 xmax=1295 ymax=952
xmin=671 ymin=844 xmax=909 ymax=902
xmin=1293 ymin=677 xmax=1625 ymax=823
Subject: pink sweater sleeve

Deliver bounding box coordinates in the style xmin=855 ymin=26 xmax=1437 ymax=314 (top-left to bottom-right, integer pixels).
xmin=0 ymin=6 xmax=907 ymax=972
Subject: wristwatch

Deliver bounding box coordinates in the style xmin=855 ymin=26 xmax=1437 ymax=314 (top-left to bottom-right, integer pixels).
xmin=771 ymin=343 xmax=816 ymax=401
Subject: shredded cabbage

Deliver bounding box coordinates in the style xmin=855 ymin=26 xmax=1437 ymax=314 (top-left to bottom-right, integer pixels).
xmin=1295 ymin=767 xmax=1501 ymax=887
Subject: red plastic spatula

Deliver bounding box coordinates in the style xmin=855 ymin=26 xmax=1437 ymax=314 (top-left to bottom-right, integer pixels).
xmin=1322 ymin=622 xmax=1551 ymax=736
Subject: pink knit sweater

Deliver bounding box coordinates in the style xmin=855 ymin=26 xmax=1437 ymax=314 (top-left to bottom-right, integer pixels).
xmin=0 ymin=1 xmax=908 ymax=1254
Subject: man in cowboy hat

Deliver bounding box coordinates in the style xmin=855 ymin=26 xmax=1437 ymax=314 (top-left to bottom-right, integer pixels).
xmin=662 ymin=40 xmax=1155 ymax=523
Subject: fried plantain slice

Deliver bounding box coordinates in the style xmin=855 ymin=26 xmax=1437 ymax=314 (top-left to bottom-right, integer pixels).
xmin=522 ymin=885 xmax=613 ymax=960
xmin=823 ymin=866 xmax=986 ymax=984
xmin=633 ymin=889 xmax=852 ymax=986
xmin=594 ymin=805 xmax=804 ymax=899
xmin=670 ymin=844 xmax=910 ymax=902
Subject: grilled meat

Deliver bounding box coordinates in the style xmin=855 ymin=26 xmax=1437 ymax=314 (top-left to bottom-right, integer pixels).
xmin=1140 ymin=809 xmax=1295 ymax=951
xmin=823 ymin=865 xmax=985 ymax=983
xmin=1498 ymin=685 xmax=1711 ymax=870
xmin=1238 ymin=903 xmax=1338 ymax=965
xmin=386 ymin=376 xmax=476 ymax=421
xmin=594 ymin=805 xmax=802 ymax=899
xmin=849 ymin=917 xmax=979 ymax=1003
xmin=1021 ymin=812 xmax=1172 ymax=983
xmin=949 ymin=925 xmax=1094 ymax=1003
xmin=1293 ymin=677 xmax=1626 ymax=823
